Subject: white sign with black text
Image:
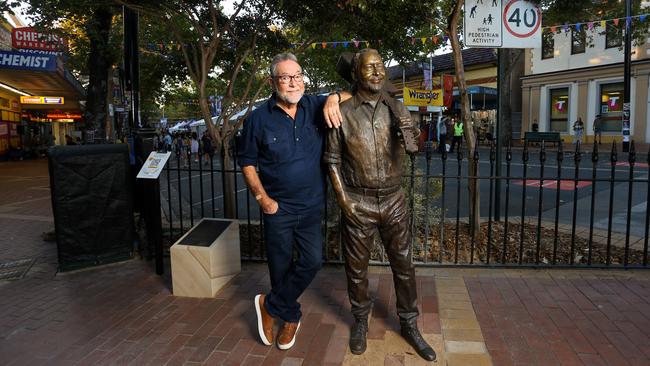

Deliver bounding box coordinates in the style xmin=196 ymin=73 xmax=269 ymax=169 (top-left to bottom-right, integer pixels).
xmin=137 ymin=151 xmax=172 ymax=180
xmin=464 ymin=0 xmax=541 ymax=49
xmin=464 ymin=0 xmax=502 ymax=47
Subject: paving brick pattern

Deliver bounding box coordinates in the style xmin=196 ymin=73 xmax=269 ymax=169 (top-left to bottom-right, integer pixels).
xmin=2 ymin=159 xmax=650 ymax=366
xmin=466 ymin=272 xmax=650 ymax=366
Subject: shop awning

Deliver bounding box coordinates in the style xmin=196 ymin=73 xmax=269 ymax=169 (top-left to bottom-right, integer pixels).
xmin=0 ymin=51 xmax=85 ymax=110
xmin=452 ymin=86 xmax=497 ymax=110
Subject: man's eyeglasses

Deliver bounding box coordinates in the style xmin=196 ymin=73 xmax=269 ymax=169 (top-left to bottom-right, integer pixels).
xmin=275 ymin=73 xmax=304 ymax=84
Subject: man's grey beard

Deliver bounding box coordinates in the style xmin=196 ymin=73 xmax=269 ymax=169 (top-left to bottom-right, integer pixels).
xmin=276 ymin=89 xmax=304 ymax=105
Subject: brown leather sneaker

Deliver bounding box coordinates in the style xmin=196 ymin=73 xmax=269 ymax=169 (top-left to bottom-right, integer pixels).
xmin=255 ymin=294 xmax=274 ymax=346
xmin=277 ymin=321 xmax=300 ymax=350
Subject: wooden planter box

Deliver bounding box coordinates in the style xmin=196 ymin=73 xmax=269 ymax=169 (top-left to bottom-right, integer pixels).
xmin=171 ymin=218 xmax=240 ymax=298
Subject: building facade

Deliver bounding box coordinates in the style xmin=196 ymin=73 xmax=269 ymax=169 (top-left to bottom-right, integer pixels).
xmin=521 ymin=22 xmax=650 ymax=143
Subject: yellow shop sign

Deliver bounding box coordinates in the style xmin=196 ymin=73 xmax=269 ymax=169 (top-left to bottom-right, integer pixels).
xmin=403 ymin=87 xmax=443 ymax=107
xmin=20 ymin=96 xmax=64 ymax=105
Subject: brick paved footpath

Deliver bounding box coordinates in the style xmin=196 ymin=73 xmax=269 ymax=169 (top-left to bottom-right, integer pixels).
xmin=1 ymin=159 xmax=649 ymax=366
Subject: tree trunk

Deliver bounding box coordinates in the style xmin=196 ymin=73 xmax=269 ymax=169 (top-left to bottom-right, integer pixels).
xmin=83 ymin=6 xmax=113 ymax=138
xmin=449 ymin=1 xmax=480 ymax=237
xmin=198 ymin=85 xmax=237 ymax=219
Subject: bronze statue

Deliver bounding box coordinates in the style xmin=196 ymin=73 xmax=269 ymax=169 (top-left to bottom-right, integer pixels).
xmin=323 ymin=49 xmax=436 ymax=361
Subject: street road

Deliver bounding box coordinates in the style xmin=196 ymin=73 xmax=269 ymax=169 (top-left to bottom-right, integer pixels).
xmin=159 ymin=146 xmax=649 ymax=237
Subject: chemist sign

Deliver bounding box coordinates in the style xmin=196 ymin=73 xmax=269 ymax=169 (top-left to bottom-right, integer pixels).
xmin=0 ymin=50 xmax=57 ymax=71
xmin=464 ymin=0 xmax=541 ymax=49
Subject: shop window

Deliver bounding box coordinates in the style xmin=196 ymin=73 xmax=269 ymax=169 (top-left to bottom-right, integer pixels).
xmin=549 ymin=88 xmax=569 ymax=132
xmin=571 ymin=28 xmax=586 ymax=54
xmin=599 ymin=82 xmax=623 ymax=132
xmin=542 ymin=29 xmax=554 ymax=59
xmin=605 ymin=23 xmax=622 ymax=49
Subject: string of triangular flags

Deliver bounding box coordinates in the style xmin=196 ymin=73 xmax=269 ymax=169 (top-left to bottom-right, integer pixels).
xmin=542 ymin=13 xmax=648 ymax=33
xmin=290 ymin=13 xmax=650 ymax=49
xmin=141 ymin=13 xmax=649 ymax=52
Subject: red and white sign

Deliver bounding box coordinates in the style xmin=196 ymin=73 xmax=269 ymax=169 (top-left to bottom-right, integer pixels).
xmin=464 ymin=0 xmax=541 ymax=49
xmin=12 ymin=27 xmax=67 ymax=52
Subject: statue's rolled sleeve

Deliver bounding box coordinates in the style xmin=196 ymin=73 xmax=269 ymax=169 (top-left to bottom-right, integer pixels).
xmin=323 ymin=128 xmax=342 ymax=165
xmin=396 ymin=103 xmax=420 ymax=155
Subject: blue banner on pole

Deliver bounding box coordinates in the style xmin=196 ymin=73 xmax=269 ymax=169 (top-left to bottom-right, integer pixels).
xmin=0 ymin=50 xmax=57 ymax=71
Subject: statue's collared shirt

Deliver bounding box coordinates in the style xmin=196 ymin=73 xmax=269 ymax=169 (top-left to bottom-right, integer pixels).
xmin=323 ymin=92 xmax=415 ymax=189
xmin=237 ymin=94 xmax=327 ymax=214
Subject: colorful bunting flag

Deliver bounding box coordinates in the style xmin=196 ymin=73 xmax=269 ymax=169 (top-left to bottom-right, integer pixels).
xmin=601 ymin=20 xmax=606 ymax=28
xmin=613 ymin=18 xmax=619 ymax=26
xmin=563 ymin=24 xmax=569 ymax=32
xmin=641 ymin=15 xmax=647 ymax=22
xmin=575 ymin=23 xmax=581 ymax=31
xmin=550 ymin=26 xmax=557 ymax=32
xmin=353 ymin=40 xmax=360 ymax=48
xmin=587 ymin=22 xmax=594 ymax=30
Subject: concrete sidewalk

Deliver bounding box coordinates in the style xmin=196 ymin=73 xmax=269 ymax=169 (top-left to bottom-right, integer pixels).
xmin=1 ymin=159 xmax=649 ymax=366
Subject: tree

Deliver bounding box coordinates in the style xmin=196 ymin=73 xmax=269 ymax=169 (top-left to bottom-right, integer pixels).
xmin=119 ymin=0 xmax=292 ymax=218
xmin=7 ymin=0 xmax=121 ymax=138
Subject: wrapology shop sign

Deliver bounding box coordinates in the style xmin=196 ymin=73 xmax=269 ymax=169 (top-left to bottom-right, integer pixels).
xmin=0 ymin=50 xmax=57 ymax=71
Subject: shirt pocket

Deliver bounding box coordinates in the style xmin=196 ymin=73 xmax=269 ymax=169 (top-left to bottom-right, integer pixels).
xmin=263 ymin=131 xmax=292 ymax=163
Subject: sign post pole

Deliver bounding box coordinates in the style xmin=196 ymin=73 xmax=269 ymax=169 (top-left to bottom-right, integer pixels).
xmin=623 ymin=0 xmax=632 ymax=152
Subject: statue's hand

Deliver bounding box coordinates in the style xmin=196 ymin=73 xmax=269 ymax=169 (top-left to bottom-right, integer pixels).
xmin=340 ymin=200 xmax=364 ymax=227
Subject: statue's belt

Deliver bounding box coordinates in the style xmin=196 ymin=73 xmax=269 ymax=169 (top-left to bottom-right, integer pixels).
xmin=346 ymin=185 xmax=401 ymax=197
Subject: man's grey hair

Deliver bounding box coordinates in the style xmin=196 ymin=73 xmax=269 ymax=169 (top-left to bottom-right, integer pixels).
xmin=269 ymin=53 xmax=299 ymax=77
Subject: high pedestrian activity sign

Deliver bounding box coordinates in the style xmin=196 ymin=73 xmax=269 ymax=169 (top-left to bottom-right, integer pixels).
xmin=464 ymin=0 xmax=542 ymax=48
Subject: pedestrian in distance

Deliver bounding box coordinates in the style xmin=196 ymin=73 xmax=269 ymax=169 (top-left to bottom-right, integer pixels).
xmin=201 ymin=132 xmax=213 ymax=165
xmin=237 ymin=52 xmax=350 ymax=351
xmin=324 ymin=48 xmax=436 ymax=361
xmin=449 ymin=117 xmax=464 ymax=153
xmin=437 ymin=116 xmax=448 ymax=153
xmin=190 ymin=132 xmax=199 ymax=163
xmin=593 ymin=114 xmax=602 ymax=145
xmin=573 ymin=117 xmax=584 ymax=144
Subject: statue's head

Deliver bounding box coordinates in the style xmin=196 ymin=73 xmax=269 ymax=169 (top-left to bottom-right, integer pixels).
xmin=351 ymin=48 xmax=385 ymax=94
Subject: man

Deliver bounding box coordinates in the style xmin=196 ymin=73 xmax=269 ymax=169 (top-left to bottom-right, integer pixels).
xmin=324 ymin=49 xmax=436 ymax=361
xmin=237 ymin=53 xmax=348 ymax=350
xmin=593 ymin=114 xmax=602 ymax=144
xmin=573 ymin=116 xmax=584 ymax=144
xmin=201 ymin=132 xmax=213 ymax=164
xmin=449 ymin=117 xmax=463 ymax=153
xmin=437 ymin=116 xmax=447 ymax=153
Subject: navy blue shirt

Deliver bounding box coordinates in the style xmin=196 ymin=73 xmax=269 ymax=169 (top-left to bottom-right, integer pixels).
xmin=237 ymin=94 xmax=327 ymax=214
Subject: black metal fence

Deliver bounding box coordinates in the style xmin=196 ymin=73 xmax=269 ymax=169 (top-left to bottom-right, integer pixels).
xmin=159 ymin=140 xmax=649 ymax=269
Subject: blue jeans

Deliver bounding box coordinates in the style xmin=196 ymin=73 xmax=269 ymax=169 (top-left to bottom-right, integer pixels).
xmin=263 ymin=207 xmax=323 ymax=322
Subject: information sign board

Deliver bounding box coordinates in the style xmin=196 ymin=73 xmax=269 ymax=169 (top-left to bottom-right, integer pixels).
xmin=137 ymin=152 xmax=172 ymax=179
xmin=464 ymin=0 xmax=541 ymax=49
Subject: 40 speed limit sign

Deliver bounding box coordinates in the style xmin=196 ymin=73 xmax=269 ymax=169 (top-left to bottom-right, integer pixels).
xmin=502 ymin=0 xmax=541 ymax=47
xmin=464 ymin=0 xmax=541 ymax=49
